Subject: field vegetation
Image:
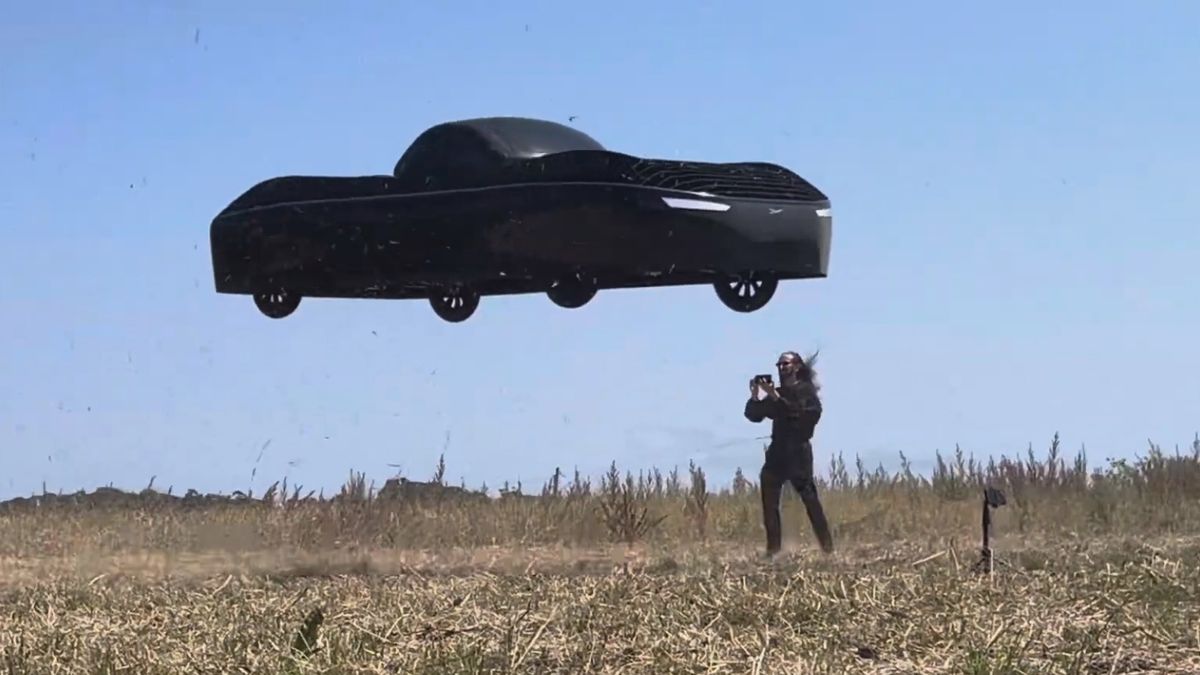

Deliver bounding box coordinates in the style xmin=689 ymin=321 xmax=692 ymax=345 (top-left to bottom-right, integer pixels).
xmin=2 ymin=434 xmax=1199 ymax=673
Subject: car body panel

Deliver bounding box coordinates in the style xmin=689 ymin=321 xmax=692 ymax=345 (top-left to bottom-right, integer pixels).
xmin=209 ymin=116 xmax=832 ymax=314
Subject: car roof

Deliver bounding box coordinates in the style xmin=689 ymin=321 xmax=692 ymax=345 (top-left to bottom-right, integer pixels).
xmin=435 ymin=116 xmax=607 ymax=159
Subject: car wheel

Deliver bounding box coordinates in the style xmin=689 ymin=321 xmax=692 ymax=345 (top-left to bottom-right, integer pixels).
xmin=253 ymin=290 xmax=301 ymax=319
xmin=713 ymin=271 xmax=777 ymax=312
xmin=547 ymin=273 xmax=597 ymax=309
xmin=429 ymin=286 xmax=480 ymax=322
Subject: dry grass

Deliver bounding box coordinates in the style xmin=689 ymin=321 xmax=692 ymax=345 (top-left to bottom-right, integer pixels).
xmin=2 ymin=435 xmax=1199 ymax=673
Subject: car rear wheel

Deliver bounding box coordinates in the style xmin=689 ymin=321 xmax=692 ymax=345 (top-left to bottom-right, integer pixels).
xmin=429 ymin=286 xmax=480 ymax=322
xmin=713 ymin=271 xmax=777 ymax=312
xmin=547 ymin=273 xmax=597 ymax=309
xmin=254 ymin=290 xmax=301 ymax=319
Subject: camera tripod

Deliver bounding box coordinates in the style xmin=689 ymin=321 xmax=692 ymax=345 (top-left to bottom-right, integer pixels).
xmin=971 ymin=486 xmax=1009 ymax=575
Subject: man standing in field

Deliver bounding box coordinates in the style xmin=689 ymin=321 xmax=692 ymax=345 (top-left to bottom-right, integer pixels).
xmin=744 ymin=351 xmax=834 ymax=557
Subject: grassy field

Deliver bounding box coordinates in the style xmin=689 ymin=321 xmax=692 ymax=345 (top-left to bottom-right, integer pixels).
xmin=2 ymin=435 xmax=1199 ymax=673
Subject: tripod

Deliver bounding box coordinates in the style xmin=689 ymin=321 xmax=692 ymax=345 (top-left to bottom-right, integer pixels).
xmin=971 ymin=486 xmax=1008 ymax=574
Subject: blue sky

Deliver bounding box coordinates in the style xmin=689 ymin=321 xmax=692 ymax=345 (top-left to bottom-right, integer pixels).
xmin=1 ymin=1 xmax=1197 ymax=500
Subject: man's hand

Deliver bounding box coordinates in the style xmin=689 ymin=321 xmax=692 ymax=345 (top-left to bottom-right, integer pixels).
xmin=761 ymin=381 xmax=780 ymax=400
xmin=749 ymin=378 xmax=760 ymax=399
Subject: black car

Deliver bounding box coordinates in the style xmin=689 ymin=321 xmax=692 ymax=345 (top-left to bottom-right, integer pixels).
xmin=209 ymin=116 xmax=832 ymax=322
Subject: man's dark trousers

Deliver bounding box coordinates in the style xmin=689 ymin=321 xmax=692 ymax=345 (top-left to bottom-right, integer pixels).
xmin=760 ymin=440 xmax=833 ymax=555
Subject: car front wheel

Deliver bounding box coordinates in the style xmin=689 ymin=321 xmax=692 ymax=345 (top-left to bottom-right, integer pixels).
xmin=254 ymin=290 xmax=301 ymax=319
xmin=547 ymin=273 xmax=597 ymax=309
xmin=429 ymin=286 xmax=480 ymax=322
xmin=713 ymin=271 xmax=777 ymax=312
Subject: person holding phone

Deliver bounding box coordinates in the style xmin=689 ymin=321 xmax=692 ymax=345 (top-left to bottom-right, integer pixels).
xmin=744 ymin=351 xmax=834 ymax=556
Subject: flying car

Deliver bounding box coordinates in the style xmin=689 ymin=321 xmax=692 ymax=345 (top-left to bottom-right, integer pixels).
xmin=208 ymin=116 xmax=832 ymax=322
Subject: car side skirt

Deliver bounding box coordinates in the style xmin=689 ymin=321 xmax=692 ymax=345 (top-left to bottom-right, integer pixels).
xmin=209 ymin=182 xmax=830 ymax=299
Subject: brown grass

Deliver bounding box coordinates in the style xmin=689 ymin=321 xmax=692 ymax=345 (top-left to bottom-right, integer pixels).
xmin=1 ymin=435 xmax=1199 ymax=673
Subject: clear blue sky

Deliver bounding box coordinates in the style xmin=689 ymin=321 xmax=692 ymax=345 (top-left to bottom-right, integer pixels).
xmin=2 ymin=2 xmax=1197 ymax=500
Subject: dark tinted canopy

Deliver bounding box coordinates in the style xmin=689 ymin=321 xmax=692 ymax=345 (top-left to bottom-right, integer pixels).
xmin=392 ymin=117 xmax=606 ymax=183
xmin=449 ymin=117 xmax=606 ymax=158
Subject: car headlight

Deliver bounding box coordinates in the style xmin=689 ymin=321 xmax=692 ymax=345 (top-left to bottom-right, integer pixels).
xmin=661 ymin=196 xmax=731 ymax=212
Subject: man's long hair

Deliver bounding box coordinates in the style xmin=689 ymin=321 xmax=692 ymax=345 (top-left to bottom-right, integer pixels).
xmin=789 ymin=350 xmax=821 ymax=393
xmin=779 ymin=350 xmax=821 ymax=417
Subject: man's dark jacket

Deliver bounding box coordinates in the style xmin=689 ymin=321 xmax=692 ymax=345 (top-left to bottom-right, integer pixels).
xmin=744 ymin=383 xmax=822 ymax=476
